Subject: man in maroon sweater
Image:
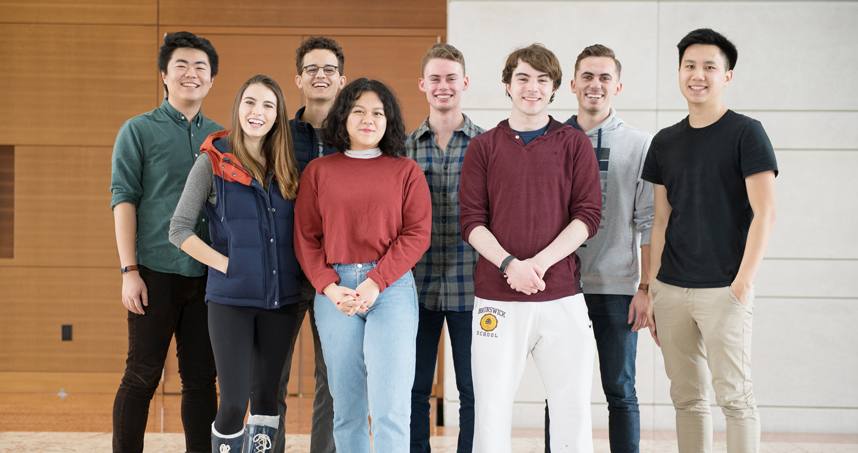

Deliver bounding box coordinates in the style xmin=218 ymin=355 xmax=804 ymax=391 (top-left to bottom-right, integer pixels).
xmin=458 ymin=43 xmax=602 ymax=453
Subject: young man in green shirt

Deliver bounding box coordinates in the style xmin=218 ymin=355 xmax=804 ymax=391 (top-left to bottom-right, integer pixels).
xmin=109 ymin=31 xmax=223 ymax=453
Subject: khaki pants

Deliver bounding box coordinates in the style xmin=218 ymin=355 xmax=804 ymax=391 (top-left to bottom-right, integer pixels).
xmin=651 ymin=279 xmax=760 ymax=453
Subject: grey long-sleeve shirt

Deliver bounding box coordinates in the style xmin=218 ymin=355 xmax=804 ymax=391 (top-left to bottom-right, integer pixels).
xmin=169 ymin=155 xmax=217 ymax=250
xmin=565 ymin=109 xmax=654 ymax=296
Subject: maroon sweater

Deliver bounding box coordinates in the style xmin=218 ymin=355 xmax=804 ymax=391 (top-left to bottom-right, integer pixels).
xmin=459 ymin=118 xmax=602 ymax=302
xmin=294 ymin=152 xmax=431 ymax=293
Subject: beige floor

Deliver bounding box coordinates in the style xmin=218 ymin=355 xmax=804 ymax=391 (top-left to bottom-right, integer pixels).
xmin=2 ymin=431 xmax=858 ymax=452
xmin=1 ymin=394 xmax=856 ymax=452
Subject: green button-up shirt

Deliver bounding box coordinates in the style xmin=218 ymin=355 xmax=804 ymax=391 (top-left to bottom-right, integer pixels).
xmin=110 ymin=99 xmax=224 ymax=277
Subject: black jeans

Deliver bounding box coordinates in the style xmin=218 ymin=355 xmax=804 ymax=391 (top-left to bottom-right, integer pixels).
xmin=112 ymin=265 xmax=217 ymax=453
xmin=274 ymin=276 xmax=336 ymax=453
xmin=410 ymin=306 xmax=474 ymax=453
xmin=209 ymin=301 xmax=299 ymax=434
xmin=545 ymin=294 xmax=640 ymax=453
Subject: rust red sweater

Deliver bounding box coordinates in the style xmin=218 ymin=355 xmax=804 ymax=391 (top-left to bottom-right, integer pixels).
xmin=294 ymin=152 xmax=431 ymax=293
xmin=459 ymin=118 xmax=602 ymax=302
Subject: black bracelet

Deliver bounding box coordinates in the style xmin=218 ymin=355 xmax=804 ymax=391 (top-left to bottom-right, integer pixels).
xmin=499 ymin=255 xmax=516 ymax=275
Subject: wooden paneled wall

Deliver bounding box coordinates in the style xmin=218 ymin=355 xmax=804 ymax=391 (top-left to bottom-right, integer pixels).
xmin=0 ymin=146 xmax=13 ymax=259
xmin=0 ymin=0 xmax=445 ymax=395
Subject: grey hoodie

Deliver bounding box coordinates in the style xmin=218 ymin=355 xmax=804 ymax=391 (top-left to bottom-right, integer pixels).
xmin=566 ymin=109 xmax=654 ymax=296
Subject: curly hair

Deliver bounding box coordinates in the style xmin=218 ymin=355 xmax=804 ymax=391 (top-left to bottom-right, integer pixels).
xmin=295 ymin=36 xmax=345 ymax=75
xmin=321 ymin=78 xmax=406 ymax=157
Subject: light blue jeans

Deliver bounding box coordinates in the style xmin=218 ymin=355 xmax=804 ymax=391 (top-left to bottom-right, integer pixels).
xmin=314 ymin=262 xmax=419 ymax=453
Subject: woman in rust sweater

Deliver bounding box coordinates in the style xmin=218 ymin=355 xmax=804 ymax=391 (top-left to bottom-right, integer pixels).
xmin=294 ymin=78 xmax=431 ymax=453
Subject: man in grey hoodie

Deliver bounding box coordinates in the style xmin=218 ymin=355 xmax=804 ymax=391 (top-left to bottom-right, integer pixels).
xmin=545 ymin=44 xmax=653 ymax=453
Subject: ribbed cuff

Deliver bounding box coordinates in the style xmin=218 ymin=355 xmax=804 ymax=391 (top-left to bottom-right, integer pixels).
xmin=247 ymin=414 xmax=279 ymax=429
xmin=212 ymin=422 xmax=244 ymax=439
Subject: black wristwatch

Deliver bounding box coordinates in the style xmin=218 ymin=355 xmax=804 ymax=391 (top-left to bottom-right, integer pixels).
xmin=499 ymin=255 xmax=516 ymax=275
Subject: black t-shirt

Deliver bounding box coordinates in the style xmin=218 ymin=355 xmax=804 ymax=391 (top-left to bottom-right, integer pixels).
xmin=641 ymin=110 xmax=778 ymax=288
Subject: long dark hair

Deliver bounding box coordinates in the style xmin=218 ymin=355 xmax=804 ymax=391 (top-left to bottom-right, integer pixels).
xmin=321 ymin=78 xmax=406 ymax=157
xmin=227 ymin=74 xmax=299 ymax=200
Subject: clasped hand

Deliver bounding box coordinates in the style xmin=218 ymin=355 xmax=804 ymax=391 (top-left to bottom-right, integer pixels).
xmin=323 ymin=278 xmax=381 ymax=316
xmin=504 ymin=258 xmax=546 ymax=295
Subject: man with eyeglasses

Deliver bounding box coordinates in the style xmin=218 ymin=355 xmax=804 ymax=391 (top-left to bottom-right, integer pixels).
xmin=274 ymin=36 xmax=347 ymax=453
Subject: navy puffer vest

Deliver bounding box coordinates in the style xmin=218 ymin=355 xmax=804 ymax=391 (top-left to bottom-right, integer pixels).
xmin=289 ymin=107 xmax=337 ymax=173
xmin=201 ymin=132 xmax=301 ymax=309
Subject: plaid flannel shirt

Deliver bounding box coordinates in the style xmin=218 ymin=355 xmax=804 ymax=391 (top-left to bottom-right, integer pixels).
xmin=405 ymin=115 xmax=485 ymax=312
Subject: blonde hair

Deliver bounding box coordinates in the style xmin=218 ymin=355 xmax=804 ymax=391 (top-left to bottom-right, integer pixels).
xmin=421 ymin=43 xmax=466 ymax=76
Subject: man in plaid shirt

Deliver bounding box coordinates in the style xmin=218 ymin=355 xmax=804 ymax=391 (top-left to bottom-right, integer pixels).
xmin=405 ymin=43 xmax=485 ymax=453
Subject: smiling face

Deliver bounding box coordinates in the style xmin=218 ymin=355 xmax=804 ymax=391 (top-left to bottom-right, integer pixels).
xmin=238 ymin=83 xmax=277 ymax=142
xmin=161 ymin=47 xmax=214 ymax=105
xmin=419 ymin=58 xmax=469 ymax=113
xmin=679 ymin=44 xmax=733 ymax=109
xmin=505 ymin=60 xmax=556 ymax=121
xmin=572 ymin=56 xmax=622 ymax=118
xmin=296 ymin=49 xmax=346 ymax=103
xmin=346 ymin=91 xmax=386 ymax=151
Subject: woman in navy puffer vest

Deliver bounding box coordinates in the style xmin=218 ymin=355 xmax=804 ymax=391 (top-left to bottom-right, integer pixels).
xmin=170 ymin=74 xmax=301 ymax=453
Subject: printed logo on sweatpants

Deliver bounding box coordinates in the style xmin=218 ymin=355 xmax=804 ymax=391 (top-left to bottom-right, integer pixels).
xmin=477 ymin=306 xmax=505 ymax=338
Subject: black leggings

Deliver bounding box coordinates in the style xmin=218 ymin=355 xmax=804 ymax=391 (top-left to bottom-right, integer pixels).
xmin=208 ymin=301 xmax=298 ymax=434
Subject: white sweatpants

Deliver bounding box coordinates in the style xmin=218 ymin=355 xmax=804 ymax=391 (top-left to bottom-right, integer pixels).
xmin=471 ymin=294 xmax=596 ymax=453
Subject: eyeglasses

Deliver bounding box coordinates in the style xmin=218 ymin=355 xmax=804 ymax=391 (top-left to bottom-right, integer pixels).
xmin=302 ymin=65 xmax=339 ymax=77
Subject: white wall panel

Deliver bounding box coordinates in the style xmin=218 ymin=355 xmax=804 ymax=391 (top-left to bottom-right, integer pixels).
xmin=759 ymin=407 xmax=858 ymax=434
xmin=655 ymin=405 xmax=858 ymax=434
xmin=657 ymin=2 xmax=858 ymax=112
xmin=656 ymin=110 xmax=858 ymax=149
xmin=450 ymin=1 xmax=659 ymax=112
xmin=768 ymin=151 xmax=858 ymax=259
xmin=755 ymin=259 xmax=858 ymax=299
xmin=449 ymin=0 xmax=858 ymax=434
xmin=753 ymin=298 xmax=858 ymax=408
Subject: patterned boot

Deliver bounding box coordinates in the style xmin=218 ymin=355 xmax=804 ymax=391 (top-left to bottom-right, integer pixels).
xmin=211 ymin=423 xmax=244 ymax=453
xmin=243 ymin=414 xmax=279 ymax=453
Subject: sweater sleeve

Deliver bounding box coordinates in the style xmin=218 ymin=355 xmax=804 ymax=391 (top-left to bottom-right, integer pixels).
xmin=634 ymin=134 xmax=655 ymax=245
xmin=458 ymin=137 xmax=489 ymax=243
xmin=294 ymin=165 xmax=341 ymax=293
xmin=569 ymin=133 xmax=603 ymax=238
xmin=366 ymin=161 xmax=432 ymax=292
xmin=169 ymin=155 xmax=216 ymax=248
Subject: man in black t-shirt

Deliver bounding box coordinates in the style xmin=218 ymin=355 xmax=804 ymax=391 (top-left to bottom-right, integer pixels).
xmin=641 ymin=29 xmax=777 ymax=453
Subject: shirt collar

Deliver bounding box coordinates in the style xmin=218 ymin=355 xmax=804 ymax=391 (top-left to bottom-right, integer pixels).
xmin=565 ymin=108 xmax=616 ymax=134
xmin=160 ymin=98 xmax=204 ymax=128
xmin=414 ymin=114 xmax=480 ymax=140
xmin=293 ymin=106 xmax=313 ymax=130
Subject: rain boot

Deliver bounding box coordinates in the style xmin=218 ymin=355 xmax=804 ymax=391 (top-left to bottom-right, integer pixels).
xmin=211 ymin=423 xmax=244 ymax=453
xmin=243 ymin=414 xmax=279 ymax=453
